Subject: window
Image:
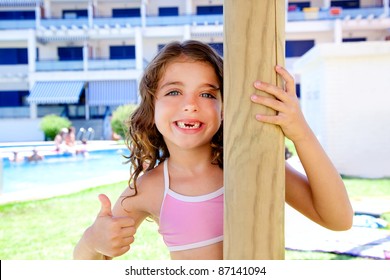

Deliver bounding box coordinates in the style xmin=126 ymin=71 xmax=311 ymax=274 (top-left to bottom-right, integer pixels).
xmin=197 ymin=5 xmax=223 ymax=15
xmin=296 ymin=84 xmax=301 ymax=99
xmin=0 ymin=91 xmax=28 ymax=107
xmin=330 ymin=0 xmax=360 ymax=9
xmin=58 ymin=47 xmax=83 ymax=61
xmin=288 ymin=2 xmax=311 ymax=10
xmin=158 ymin=44 xmax=165 ymax=52
xmin=0 ymin=48 xmax=28 ymax=65
xmin=62 ymin=9 xmax=88 ymax=19
xmin=109 ymin=46 xmax=136 ymax=59
xmin=0 ymin=11 xmax=35 ymax=20
xmin=343 ymin=37 xmax=366 ymax=42
xmin=159 ymin=7 xmax=179 ymax=16
xmin=209 ymin=43 xmax=223 ymax=56
xmin=286 ymin=40 xmax=314 ymax=58
xmin=112 ymin=8 xmax=141 ymax=18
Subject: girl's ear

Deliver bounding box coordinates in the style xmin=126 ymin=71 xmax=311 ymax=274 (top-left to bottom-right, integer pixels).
xmin=221 ymin=110 xmax=224 ymax=121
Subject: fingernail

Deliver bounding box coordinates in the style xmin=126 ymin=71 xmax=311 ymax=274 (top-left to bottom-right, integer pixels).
xmin=254 ymin=81 xmax=261 ymax=87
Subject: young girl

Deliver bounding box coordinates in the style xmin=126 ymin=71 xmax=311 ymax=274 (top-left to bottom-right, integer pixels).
xmin=73 ymin=40 xmax=353 ymax=260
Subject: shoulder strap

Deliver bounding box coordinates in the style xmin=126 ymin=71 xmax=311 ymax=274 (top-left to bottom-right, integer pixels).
xmin=163 ymin=159 xmax=170 ymax=194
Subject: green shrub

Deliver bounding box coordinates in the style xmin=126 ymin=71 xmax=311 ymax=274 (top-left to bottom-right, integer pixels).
xmin=40 ymin=114 xmax=72 ymax=141
xmin=111 ymin=104 xmax=137 ymax=138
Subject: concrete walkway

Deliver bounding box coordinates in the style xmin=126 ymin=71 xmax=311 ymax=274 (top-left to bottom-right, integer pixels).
xmin=285 ymin=156 xmax=390 ymax=259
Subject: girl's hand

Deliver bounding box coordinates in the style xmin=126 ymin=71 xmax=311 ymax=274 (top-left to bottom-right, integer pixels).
xmin=250 ymin=65 xmax=310 ymax=143
xmin=85 ymin=194 xmax=136 ymax=258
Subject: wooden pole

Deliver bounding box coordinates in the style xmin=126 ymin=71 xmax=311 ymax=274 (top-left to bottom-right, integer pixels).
xmin=224 ymin=0 xmax=286 ymax=259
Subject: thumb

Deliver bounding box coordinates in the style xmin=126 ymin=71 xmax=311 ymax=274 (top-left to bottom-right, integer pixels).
xmin=98 ymin=194 xmax=113 ymax=217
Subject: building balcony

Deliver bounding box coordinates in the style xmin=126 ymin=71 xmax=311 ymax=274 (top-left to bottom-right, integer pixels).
xmin=35 ymin=58 xmax=136 ymax=72
xmin=0 ymin=19 xmax=35 ymax=29
xmin=1 ymin=8 xmax=387 ymax=31
xmin=288 ymin=7 xmax=386 ymax=21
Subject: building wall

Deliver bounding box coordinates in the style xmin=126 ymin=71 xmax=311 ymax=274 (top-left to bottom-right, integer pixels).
xmin=295 ymin=41 xmax=390 ymax=178
xmin=0 ymin=119 xmax=44 ymax=142
xmin=49 ymin=2 xmax=88 ymax=18
xmin=95 ymin=2 xmax=141 ymax=17
xmin=146 ymin=0 xmax=185 ymax=16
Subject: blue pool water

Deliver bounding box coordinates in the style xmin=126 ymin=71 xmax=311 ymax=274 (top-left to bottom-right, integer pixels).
xmin=1 ymin=148 xmax=130 ymax=195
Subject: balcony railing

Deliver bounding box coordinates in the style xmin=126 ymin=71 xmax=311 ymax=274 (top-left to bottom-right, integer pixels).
xmin=92 ymin=17 xmax=142 ymax=27
xmin=88 ymin=59 xmax=135 ymax=70
xmin=0 ymin=19 xmax=35 ymax=29
xmin=40 ymin=17 xmax=89 ymax=28
xmin=35 ymin=58 xmax=136 ymax=71
xmin=288 ymin=7 xmax=385 ymax=21
xmin=0 ymin=8 xmax=387 ymax=30
xmin=0 ymin=107 xmax=30 ymax=118
xmin=145 ymin=14 xmax=223 ymax=26
xmin=36 ymin=60 xmax=83 ymax=71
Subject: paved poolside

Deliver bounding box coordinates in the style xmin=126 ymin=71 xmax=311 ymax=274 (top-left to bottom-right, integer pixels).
xmin=285 ymin=157 xmax=390 ymax=259
xmin=0 ymin=140 xmax=124 ymax=158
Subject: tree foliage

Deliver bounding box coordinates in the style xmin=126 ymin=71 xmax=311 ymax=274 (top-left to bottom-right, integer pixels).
xmin=111 ymin=104 xmax=137 ymax=139
xmin=40 ymin=114 xmax=72 ymax=141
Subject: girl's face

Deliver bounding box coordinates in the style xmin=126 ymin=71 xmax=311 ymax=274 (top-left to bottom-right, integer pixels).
xmin=154 ymin=58 xmax=222 ymax=152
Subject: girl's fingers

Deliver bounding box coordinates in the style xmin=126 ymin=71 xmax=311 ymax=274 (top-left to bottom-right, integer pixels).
xmin=120 ymin=226 xmax=136 ymax=238
xmin=275 ymin=65 xmax=296 ymax=96
xmin=253 ymin=80 xmax=288 ymax=102
xmin=255 ymin=114 xmax=282 ymax=126
xmin=253 ymin=65 xmax=297 ymax=99
xmin=122 ymin=236 xmax=135 ymax=245
xmin=251 ymin=94 xmax=285 ymax=113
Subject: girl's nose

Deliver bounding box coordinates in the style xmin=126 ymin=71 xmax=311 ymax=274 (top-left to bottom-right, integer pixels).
xmin=184 ymin=104 xmax=198 ymax=112
xmin=183 ymin=97 xmax=198 ymax=112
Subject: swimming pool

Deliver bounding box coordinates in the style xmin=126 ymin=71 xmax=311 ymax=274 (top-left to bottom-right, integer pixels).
xmin=0 ymin=147 xmax=130 ymax=199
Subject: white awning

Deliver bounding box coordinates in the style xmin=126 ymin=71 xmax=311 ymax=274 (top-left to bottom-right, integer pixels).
xmin=0 ymin=0 xmax=43 ymax=7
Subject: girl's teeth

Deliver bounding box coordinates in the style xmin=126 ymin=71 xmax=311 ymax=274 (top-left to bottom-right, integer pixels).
xmin=177 ymin=122 xmax=201 ymax=129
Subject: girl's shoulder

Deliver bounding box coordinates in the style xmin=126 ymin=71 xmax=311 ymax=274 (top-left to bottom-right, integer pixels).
xmin=138 ymin=162 xmax=165 ymax=193
xmin=118 ymin=163 xmax=165 ymax=219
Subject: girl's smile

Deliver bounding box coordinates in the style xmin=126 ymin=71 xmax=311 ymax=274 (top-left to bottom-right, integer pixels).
xmin=175 ymin=120 xmax=203 ymax=130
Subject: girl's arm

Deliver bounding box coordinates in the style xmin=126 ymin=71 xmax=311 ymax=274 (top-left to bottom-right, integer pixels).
xmin=251 ymin=65 xmax=353 ymax=231
xmin=284 ymin=138 xmax=353 ymax=230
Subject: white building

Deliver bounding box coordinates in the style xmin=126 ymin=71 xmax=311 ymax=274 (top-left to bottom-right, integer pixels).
xmin=295 ymin=41 xmax=390 ymax=178
xmin=0 ymin=0 xmax=389 ymax=142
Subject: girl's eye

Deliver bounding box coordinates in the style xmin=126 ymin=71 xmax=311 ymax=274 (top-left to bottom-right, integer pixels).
xmin=166 ymin=90 xmax=180 ymax=96
xmin=200 ymin=93 xmax=215 ymax=99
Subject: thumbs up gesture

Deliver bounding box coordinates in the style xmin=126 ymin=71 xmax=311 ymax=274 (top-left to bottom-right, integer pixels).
xmin=87 ymin=194 xmax=136 ymax=258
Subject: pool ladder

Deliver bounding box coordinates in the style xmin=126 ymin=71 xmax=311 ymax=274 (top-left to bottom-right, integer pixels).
xmin=77 ymin=127 xmax=95 ymax=142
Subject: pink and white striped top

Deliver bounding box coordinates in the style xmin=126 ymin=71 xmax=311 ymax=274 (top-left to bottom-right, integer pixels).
xmin=158 ymin=159 xmax=224 ymax=252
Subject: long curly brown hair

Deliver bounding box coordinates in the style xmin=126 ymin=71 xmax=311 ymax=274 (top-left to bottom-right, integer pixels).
xmin=124 ymin=40 xmax=223 ymax=196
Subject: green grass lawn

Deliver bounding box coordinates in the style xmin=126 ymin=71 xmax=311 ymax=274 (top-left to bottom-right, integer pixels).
xmin=0 ymin=182 xmax=170 ymax=260
xmin=1 ymin=169 xmax=389 ymax=260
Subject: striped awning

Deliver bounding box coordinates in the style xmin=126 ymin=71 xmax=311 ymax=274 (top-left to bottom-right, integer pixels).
xmin=0 ymin=0 xmax=43 ymax=7
xmin=88 ymin=80 xmax=138 ymax=106
xmin=27 ymin=81 xmax=85 ymax=104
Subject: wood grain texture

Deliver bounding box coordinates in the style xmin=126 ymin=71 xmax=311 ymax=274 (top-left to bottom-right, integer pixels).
xmin=223 ymin=0 xmax=286 ymax=259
